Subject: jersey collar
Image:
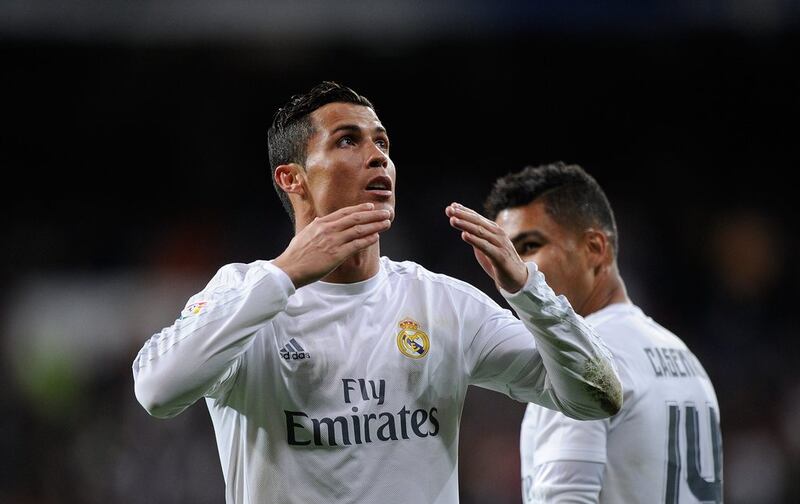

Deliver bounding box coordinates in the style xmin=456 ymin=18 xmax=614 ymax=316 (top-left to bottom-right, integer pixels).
xmin=309 ymin=260 xmax=388 ymax=297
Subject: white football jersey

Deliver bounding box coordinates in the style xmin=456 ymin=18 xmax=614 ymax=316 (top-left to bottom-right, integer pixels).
xmin=520 ymin=303 xmax=722 ymax=504
xmin=133 ymin=257 xmax=620 ymax=504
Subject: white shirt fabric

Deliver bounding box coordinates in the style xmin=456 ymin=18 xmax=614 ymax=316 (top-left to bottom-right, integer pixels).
xmin=520 ymin=303 xmax=722 ymax=504
xmin=133 ymin=257 xmax=619 ymax=504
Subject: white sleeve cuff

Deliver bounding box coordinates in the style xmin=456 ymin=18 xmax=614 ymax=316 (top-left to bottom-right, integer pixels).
xmin=500 ymin=261 xmax=574 ymax=319
xmin=260 ymin=260 xmax=297 ymax=297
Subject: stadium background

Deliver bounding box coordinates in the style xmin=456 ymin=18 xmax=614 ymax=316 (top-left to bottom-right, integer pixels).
xmin=1 ymin=1 xmax=798 ymax=502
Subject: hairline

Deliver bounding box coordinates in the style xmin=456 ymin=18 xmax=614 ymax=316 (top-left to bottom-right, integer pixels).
xmin=502 ymin=186 xmax=618 ymax=256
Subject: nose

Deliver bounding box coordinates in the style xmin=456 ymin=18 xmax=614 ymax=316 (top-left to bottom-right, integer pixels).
xmin=367 ymin=146 xmax=389 ymax=169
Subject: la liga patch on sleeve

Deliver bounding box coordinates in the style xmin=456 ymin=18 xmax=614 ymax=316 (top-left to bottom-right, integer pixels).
xmin=179 ymin=301 xmax=208 ymax=320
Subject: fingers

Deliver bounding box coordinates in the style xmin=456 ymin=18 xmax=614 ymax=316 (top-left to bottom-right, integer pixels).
xmin=446 ymin=202 xmax=494 ymax=228
xmin=445 ymin=201 xmax=528 ymax=291
xmin=446 ymin=203 xmax=502 ymax=246
xmin=446 ymin=202 xmax=505 ymax=263
xmin=323 ymin=202 xmax=395 ymax=223
xmin=315 ymin=204 xmax=391 ymax=255
xmin=276 ymin=203 xmax=392 ymax=288
xmin=459 ymin=229 xmax=497 ymax=260
xmin=449 ymin=214 xmax=502 ymax=247
xmin=320 ymin=203 xmax=378 ymax=222
xmin=340 ymin=218 xmax=392 ymax=243
xmin=331 ymin=208 xmax=393 ymax=232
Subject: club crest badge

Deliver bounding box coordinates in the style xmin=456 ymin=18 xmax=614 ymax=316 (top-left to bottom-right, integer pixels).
xmin=396 ymin=318 xmax=430 ymax=359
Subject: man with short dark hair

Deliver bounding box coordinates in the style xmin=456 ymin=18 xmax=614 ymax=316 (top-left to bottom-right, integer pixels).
xmin=485 ymin=162 xmax=722 ymax=503
xmin=133 ymin=83 xmax=621 ymax=504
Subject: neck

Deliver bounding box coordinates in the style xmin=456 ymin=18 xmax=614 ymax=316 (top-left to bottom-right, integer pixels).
xmin=322 ymin=242 xmax=382 ymax=284
xmin=579 ymin=263 xmax=631 ymax=316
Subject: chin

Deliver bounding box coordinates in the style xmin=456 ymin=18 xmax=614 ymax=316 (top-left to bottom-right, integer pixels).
xmin=374 ymin=200 xmax=396 ymax=217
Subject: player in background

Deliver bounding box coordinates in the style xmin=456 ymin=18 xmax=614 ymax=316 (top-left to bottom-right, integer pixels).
xmin=484 ymin=162 xmax=722 ymax=503
xmin=132 ymin=83 xmax=621 ymax=504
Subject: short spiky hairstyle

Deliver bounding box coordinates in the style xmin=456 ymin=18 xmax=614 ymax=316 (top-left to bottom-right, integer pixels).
xmin=484 ymin=162 xmax=619 ymax=258
xmin=267 ymin=81 xmax=375 ymax=224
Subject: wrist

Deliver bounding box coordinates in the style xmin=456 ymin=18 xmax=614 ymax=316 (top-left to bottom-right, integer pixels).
xmin=271 ymin=256 xmax=304 ymax=289
xmin=501 ymin=262 xmax=529 ymax=294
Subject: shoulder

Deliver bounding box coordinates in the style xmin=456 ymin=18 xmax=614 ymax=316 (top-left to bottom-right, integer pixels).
xmin=214 ymin=261 xmax=256 ymax=281
xmin=201 ymin=260 xmax=280 ymax=292
xmin=381 ymin=257 xmax=503 ymax=311
xmin=584 ymin=305 xmax=658 ymax=385
xmin=588 ymin=304 xmax=688 ymax=350
xmin=586 ymin=304 xmax=710 ymax=387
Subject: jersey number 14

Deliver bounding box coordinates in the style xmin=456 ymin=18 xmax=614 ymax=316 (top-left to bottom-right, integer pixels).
xmin=664 ymin=403 xmax=723 ymax=503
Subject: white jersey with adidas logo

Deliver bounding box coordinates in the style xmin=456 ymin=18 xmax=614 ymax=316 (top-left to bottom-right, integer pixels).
xmin=520 ymin=303 xmax=722 ymax=504
xmin=133 ymin=257 xmax=619 ymax=504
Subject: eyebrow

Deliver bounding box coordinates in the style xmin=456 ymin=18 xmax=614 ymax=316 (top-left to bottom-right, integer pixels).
xmin=330 ymin=124 xmax=388 ymax=136
xmin=509 ymin=230 xmax=546 ymax=247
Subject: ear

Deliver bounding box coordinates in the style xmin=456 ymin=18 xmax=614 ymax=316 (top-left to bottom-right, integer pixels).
xmin=584 ymin=229 xmax=610 ymax=273
xmin=274 ymin=163 xmax=306 ymax=197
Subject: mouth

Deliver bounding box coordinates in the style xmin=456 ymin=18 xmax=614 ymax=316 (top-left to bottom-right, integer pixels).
xmin=365 ymin=175 xmax=393 ymax=197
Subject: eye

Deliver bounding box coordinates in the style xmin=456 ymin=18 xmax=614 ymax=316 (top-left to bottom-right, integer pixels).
xmin=518 ymin=241 xmax=541 ymax=254
xmin=337 ymin=135 xmax=356 ymax=147
xmin=375 ymin=137 xmax=389 ymax=151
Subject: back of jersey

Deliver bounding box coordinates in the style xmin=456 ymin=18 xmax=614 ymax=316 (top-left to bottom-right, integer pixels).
xmin=599 ymin=304 xmax=722 ymax=503
xmin=520 ymin=303 xmax=722 ymax=503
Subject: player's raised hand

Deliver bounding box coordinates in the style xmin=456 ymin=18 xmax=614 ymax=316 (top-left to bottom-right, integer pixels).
xmin=446 ymin=202 xmax=528 ymax=293
xmin=273 ymin=203 xmax=392 ymax=288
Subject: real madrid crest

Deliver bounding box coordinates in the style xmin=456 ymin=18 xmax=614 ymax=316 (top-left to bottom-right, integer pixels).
xmin=396 ymin=318 xmax=430 ymax=359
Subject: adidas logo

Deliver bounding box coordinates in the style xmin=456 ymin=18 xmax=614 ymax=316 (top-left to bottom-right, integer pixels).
xmin=280 ymin=338 xmax=311 ymax=360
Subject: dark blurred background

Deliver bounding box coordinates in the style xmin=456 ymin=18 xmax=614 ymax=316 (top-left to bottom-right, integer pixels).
xmin=2 ymin=1 xmax=798 ymax=503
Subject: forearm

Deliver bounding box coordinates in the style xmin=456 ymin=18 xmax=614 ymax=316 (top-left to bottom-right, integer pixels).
xmin=133 ymin=261 xmax=294 ymax=418
xmin=504 ymin=263 xmax=622 ymax=419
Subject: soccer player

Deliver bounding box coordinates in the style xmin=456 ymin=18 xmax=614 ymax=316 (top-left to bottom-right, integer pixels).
xmin=132 ymin=83 xmax=622 ymax=504
xmin=484 ymin=163 xmax=722 ymax=503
